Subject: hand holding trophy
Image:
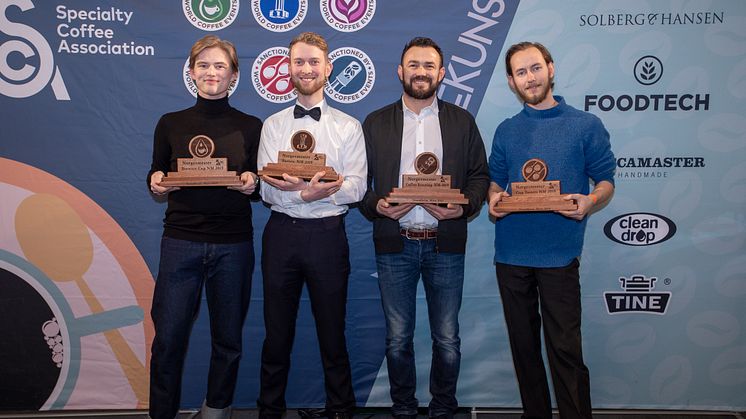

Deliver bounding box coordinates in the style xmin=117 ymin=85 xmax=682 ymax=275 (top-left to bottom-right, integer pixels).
xmin=258 ymin=130 xmax=339 ymax=181
xmin=387 ymin=152 xmax=468 ymax=205
xmin=160 ymin=135 xmax=242 ymax=187
xmin=495 ymin=158 xmax=577 ymax=212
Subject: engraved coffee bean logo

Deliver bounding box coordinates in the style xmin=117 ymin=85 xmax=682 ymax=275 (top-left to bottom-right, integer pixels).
xmin=415 ymin=152 xmax=439 ymax=175
xmin=522 ymin=158 xmax=548 ymax=182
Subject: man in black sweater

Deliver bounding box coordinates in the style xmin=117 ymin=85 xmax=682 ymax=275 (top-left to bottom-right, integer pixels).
xmin=147 ymin=35 xmax=262 ymax=419
xmin=360 ymin=37 xmax=489 ymax=419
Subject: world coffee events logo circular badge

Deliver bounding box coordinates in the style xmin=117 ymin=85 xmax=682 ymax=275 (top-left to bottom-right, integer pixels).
xmin=183 ymin=0 xmax=239 ymax=31
xmin=251 ymin=0 xmax=308 ymax=32
xmin=324 ymin=47 xmax=375 ymax=104
xmin=183 ymin=58 xmax=239 ymax=98
xmin=252 ymin=47 xmax=295 ymax=103
xmin=320 ymin=0 xmax=376 ymax=32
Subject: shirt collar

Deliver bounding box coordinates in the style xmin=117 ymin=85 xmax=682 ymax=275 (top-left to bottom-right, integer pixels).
xmin=402 ymin=96 xmax=439 ymax=118
xmin=295 ymin=99 xmax=326 ymax=111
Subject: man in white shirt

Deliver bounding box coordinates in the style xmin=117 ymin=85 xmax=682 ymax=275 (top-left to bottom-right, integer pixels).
xmin=256 ymin=32 xmax=366 ymax=419
xmin=360 ymin=37 xmax=489 ymax=419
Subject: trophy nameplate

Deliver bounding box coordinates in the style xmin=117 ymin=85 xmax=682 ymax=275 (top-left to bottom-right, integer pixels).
xmin=387 ymin=152 xmax=468 ymax=205
xmin=496 ymin=158 xmax=577 ymax=212
xmin=258 ymin=130 xmax=339 ymax=181
xmin=160 ymin=135 xmax=242 ymax=187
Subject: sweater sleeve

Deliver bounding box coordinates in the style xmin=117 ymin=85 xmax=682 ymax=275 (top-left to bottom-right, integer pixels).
xmin=584 ymin=115 xmax=616 ymax=185
xmin=488 ymin=120 xmax=510 ymax=188
xmin=243 ymin=117 xmax=263 ymax=201
xmin=147 ymin=115 xmax=172 ymax=188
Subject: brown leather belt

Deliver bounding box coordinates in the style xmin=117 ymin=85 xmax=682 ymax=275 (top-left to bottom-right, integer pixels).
xmin=400 ymin=227 xmax=438 ymax=240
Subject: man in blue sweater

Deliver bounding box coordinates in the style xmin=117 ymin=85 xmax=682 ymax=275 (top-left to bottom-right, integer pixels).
xmin=487 ymin=42 xmax=615 ymax=419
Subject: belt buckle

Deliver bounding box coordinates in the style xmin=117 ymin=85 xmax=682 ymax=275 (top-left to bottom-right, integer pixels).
xmin=402 ymin=227 xmax=435 ymax=240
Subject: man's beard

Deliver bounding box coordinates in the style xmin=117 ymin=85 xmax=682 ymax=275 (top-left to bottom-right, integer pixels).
xmin=292 ymin=75 xmax=326 ymax=96
xmin=401 ymin=75 xmax=440 ymax=100
xmin=517 ymin=78 xmax=552 ymax=105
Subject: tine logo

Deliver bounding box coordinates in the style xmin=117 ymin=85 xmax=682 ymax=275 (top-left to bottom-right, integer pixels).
xmin=0 ymin=0 xmax=69 ymax=100
xmin=604 ymin=275 xmax=672 ymax=315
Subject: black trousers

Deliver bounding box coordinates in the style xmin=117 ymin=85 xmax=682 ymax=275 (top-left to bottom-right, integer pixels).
xmin=495 ymin=259 xmax=591 ymax=419
xmin=257 ymin=211 xmax=355 ymax=416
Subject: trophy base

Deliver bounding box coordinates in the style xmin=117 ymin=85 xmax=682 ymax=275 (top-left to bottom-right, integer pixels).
xmin=387 ymin=188 xmax=469 ymax=205
xmin=161 ymin=173 xmax=242 ymax=187
xmin=259 ymin=164 xmax=340 ymax=181
xmin=496 ymin=195 xmax=577 ymax=212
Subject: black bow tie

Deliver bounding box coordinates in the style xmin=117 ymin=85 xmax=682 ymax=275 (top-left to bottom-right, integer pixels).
xmin=293 ymin=105 xmax=321 ymax=121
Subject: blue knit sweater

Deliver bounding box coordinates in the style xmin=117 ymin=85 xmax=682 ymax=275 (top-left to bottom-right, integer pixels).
xmin=489 ymin=96 xmax=615 ymax=267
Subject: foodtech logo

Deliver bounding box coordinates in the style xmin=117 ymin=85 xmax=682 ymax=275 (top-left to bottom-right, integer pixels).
xmin=604 ymin=212 xmax=676 ymax=246
xmin=604 ymin=274 xmax=672 ymax=315
xmin=585 ymin=55 xmax=709 ymax=112
xmin=0 ymin=0 xmax=70 ymax=100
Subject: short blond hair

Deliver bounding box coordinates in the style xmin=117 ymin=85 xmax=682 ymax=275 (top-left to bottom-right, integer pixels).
xmin=289 ymin=32 xmax=329 ymax=59
xmin=189 ymin=35 xmax=239 ymax=72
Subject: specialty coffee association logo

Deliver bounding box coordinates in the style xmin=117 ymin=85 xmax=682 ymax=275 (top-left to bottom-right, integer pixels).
xmin=604 ymin=275 xmax=672 ymax=314
xmin=1 ymin=0 xmax=69 ymax=100
xmin=320 ymin=0 xmax=375 ymax=32
xmin=252 ymin=46 xmax=295 ymax=103
xmin=252 ymin=0 xmax=307 ymax=32
xmin=604 ymin=212 xmax=676 ymax=246
xmin=183 ymin=58 xmax=238 ymax=98
xmin=585 ymin=54 xmax=710 ymax=112
xmin=324 ymin=47 xmax=375 ymax=104
xmin=183 ymin=0 xmax=239 ymax=31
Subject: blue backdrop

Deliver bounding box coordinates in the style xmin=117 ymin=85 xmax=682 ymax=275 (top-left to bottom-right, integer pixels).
xmin=1 ymin=0 xmax=744 ymax=412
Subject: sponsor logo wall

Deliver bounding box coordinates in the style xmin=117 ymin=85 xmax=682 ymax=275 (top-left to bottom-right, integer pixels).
xmin=1 ymin=0 xmax=744 ymax=412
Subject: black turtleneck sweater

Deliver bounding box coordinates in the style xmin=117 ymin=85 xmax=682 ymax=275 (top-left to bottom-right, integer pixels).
xmin=148 ymin=96 xmax=262 ymax=243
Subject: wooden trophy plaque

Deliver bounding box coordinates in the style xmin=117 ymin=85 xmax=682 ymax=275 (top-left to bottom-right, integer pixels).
xmin=258 ymin=130 xmax=339 ymax=181
xmin=160 ymin=135 xmax=242 ymax=187
xmin=496 ymin=158 xmax=577 ymax=212
xmin=387 ymin=152 xmax=468 ymax=205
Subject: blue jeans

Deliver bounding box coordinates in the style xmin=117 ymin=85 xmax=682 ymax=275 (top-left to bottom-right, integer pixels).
xmin=376 ymin=238 xmax=465 ymax=418
xmin=149 ymin=236 xmax=254 ymax=419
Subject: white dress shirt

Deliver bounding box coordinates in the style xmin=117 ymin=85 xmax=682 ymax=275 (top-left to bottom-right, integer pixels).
xmin=258 ymin=99 xmax=367 ymax=218
xmin=399 ymin=98 xmax=443 ymax=229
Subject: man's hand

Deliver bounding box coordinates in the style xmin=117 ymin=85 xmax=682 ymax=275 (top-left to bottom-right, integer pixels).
xmin=150 ymin=171 xmax=180 ymax=196
xmin=557 ymin=193 xmax=594 ymax=220
xmin=421 ymin=203 xmax=463 ymax=220
xmin=376 ymin=199 xmax=414 ymax=220
xmin=228 ymin=171 xmax=258 ymax=195
xmin=300 ymin=172 xmax=343 ymax=202
xmin=261 ymin=172 xmax=307 ymax=191
xmin=488 ymin=190 xmax=510 ymax=218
